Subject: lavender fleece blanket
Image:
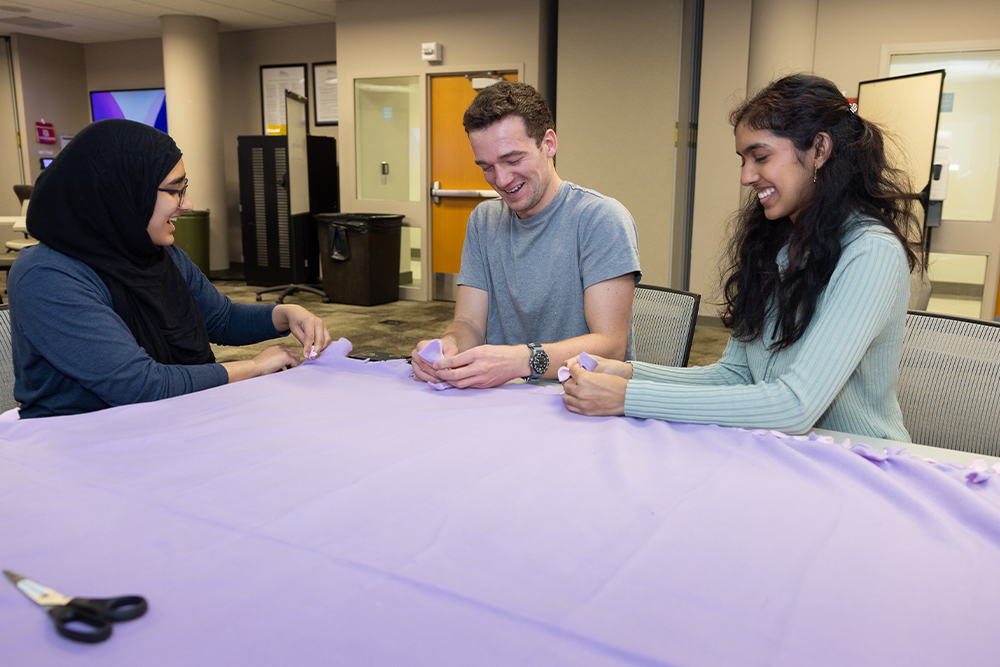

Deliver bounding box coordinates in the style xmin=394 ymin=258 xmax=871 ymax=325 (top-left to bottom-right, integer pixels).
xmin=2 ymin=339 xmax=999 ymax=666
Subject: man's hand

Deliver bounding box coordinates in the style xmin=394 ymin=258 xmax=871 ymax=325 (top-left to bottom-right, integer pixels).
xmin=562 ymin=361 xmax=628 ymax=416
xmin=411 ymin=338 xmax=459 ymax=382
xmin=433 ymin=344 xmax=531 ymax=389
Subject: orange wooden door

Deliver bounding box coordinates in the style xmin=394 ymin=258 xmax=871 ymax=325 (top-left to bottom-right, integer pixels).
xmin=430 ymin=73 xmax=517 ymax=291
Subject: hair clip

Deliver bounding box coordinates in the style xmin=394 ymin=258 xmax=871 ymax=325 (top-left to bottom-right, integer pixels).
xmin=849 ymin=102 xmax=858 ymax=114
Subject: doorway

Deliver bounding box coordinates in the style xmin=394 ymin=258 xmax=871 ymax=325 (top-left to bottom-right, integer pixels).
xmin=883 ymin=42 xmax=1000 ymax=321
xmin=428 ymin=72 xmax=517 ymax=301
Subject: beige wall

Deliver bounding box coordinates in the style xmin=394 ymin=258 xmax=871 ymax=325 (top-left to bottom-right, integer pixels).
xmin=336 ymin=0 xmax=546 ymax=300
xmin=85 ymin=39 xmax=164 ymax=91
xmin=218 ymin=23 xmax=339 ymax=261
xmin=11 ymin=33 xmax=89 ymax=185
xmin=688 ymin=0 xmax=752 ymax=315
xmin=689 ymin=0 xmax=1000 ymax=318
xmin=76 ymin=24 xmax=339 ymax=264
xmin=814 ymin=0 xmax=1000 ymax=96
xmin=12 ymin=0 xmax=1000 ymax=299
xmin=556 ymin=0 xmax=682 ymax=288
xmin=0 ymin=37 xmax=22 ymax=221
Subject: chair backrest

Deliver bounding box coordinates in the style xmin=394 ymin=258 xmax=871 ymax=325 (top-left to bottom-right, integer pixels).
xmin=630 ymin=284 xmax=700 ymax=367
xmin=0 ymin=305 xmax=16 ymax=414
xmin=13 ymin=184 xmax=31 ymax=205
xmin=898 ymin=311 xmax=1000 ymax=455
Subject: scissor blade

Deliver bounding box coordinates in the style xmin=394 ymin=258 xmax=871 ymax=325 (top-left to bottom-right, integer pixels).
xmin=3 ymin=570 xmax=72 ymax=608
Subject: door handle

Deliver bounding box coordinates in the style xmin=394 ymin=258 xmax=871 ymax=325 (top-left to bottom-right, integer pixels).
xmin=431 ymin=181 xmax=501 ymax=204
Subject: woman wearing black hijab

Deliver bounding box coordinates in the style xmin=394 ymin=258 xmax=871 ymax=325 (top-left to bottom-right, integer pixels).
xmin=7 ymin=119 xmax=332 ymax=418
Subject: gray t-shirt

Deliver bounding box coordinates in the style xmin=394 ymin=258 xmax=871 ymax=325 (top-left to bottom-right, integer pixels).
xmin=458 ymin=181 xmax=641 ymax=357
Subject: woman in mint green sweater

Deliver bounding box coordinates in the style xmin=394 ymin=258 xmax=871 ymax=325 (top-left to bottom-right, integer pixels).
xmin=561 ymin=74 xmax=920 ymax=441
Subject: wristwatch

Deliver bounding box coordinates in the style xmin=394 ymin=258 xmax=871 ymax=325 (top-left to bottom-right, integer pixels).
xmin=525 ymin=343 xmax=549 ymax=381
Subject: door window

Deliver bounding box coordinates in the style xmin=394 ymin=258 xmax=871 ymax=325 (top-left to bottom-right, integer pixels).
xmin=354 ymin=76 xmax=420 ymax=201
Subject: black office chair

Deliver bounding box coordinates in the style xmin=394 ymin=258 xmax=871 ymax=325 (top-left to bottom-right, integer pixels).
xmin=14 ymin=184 xmax=31 ymax=205
xmin=897 ymin=311 xmax=1000 ymax=456
xmin=630 ymin=284 xmax=701 ymax=368
xmin=0 ymin=304 xmax=16 ymax=414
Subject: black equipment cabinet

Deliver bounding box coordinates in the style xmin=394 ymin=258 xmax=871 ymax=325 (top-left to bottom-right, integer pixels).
xmin=237 ymin=135 xmax=339 ymax=287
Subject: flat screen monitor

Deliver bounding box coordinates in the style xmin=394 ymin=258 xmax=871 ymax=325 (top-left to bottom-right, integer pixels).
xmin=90 ymin=88 xmax=168 ymax=133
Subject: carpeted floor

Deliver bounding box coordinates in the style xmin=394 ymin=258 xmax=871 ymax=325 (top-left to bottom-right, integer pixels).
xmin=208 ymin=278 xmax=731 ymax=367
xmin=0 ymin=268 xmax=729 ymax=366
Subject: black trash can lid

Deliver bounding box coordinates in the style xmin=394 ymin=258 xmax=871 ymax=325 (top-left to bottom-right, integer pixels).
xmin=314 ymin=213 xmax=404 ymax=233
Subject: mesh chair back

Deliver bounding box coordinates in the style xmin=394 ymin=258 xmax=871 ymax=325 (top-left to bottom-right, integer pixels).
xmin=898 ymin=311 xmax=1000 ymax=456
xmin=630 ymin=285 xmax=700 ymax=367
xmin=0 ymin=305 xmax=16 ymax=414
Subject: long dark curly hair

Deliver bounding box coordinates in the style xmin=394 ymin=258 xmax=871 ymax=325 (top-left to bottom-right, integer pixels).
xmin=721 ymin=73 xmax=921 ymax=350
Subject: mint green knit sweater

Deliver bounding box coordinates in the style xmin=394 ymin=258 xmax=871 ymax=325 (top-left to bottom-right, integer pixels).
xmin=624 ymin=224 xmax=911 ymax=441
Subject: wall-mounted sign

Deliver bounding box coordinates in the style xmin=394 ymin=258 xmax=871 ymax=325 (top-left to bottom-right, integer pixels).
xmin=35 ymin=121 xmax=55 ymax=144
xmin=312 ymin=61 xmax=338 ymax=126
xmin=260 ymin=64 xmax=307 ymax=135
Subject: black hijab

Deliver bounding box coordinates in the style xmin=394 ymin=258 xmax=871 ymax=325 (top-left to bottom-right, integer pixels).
xmin=27 ymin=119 xmax=214 ymax=365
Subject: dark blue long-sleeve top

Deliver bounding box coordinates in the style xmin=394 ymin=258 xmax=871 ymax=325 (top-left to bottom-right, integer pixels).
xmin=8 ymin=243 xmax=282 ymax=418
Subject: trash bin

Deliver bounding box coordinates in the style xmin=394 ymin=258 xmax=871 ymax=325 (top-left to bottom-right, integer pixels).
xmin=315 ymin=213 xmax=404 ymax=306
xmin=173 ymin=210 xmax=210 ymax=274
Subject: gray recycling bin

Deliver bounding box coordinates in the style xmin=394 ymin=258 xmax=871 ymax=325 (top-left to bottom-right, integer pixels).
xmin=172 ymin=209 xmax=210 ymax=274
xmin=315 ymin=213 xmax=404 ymax=306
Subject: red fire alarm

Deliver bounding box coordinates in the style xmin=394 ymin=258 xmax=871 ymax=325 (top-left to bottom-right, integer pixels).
xmin=35 ymin=121 xmax=56 ymax=145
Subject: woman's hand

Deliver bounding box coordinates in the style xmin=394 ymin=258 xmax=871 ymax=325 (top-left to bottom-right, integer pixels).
xmin=222 ymin=346 xmax=300 ymax=383
xmin=562 ymin=354 xmax=634 ymax=380
xmin=272 ymin=304 xmax=332 ymax=359
xmin=562 ymin=361 xmax=629 ymax=416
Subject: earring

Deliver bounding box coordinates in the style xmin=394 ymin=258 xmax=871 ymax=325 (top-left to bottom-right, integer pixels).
xmin=814 ymin=164 xmax=818 ymax=183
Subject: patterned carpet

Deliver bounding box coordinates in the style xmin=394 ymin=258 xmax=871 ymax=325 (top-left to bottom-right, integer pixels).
xmin=209 ymin=278 xmax=731 ymax=367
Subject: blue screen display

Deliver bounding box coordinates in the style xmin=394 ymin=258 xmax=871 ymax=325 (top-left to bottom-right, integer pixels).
xmin=90 ymin=89 xmax=168 ymax=133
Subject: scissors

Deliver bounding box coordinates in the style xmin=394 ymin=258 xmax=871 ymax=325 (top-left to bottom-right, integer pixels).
xmin=4 ymin=570 xmax=147 ymax=643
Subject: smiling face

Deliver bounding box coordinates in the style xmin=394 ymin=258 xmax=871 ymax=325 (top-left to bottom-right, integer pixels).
xmin=468 ymin=115 xmax=562 ymax=219
xmin=735 ymin=125 xmax=819 ymax=224
xmin=147 ymin=158 xmax=192 ymax=246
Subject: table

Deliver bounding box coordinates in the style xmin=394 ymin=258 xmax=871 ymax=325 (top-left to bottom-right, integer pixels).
xmin=3 ymin=340 xmax=1000 ymax=666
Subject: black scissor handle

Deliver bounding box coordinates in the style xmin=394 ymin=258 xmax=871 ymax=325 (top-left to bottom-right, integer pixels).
xmin=71 ymin=596 xmax=148 ymax=622
xmin=48 ymin=604 xmax=112 ymax=643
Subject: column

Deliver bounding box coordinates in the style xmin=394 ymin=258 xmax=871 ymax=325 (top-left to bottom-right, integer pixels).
xmin=161 ymin=15 xmax=228 ymax=274
xmin=747 ymin=0 xmax=819 ymax=93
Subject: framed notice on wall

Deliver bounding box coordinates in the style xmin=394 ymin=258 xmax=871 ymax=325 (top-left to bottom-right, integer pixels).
xmin=312 ymin=61 xmax=338 ymax=125
xmin=260 ymin=64 xmax=307 ymax=135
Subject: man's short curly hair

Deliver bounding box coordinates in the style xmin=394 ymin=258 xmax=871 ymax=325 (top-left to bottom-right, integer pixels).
xmin=462 ymin=81 xmax=554 ymax=146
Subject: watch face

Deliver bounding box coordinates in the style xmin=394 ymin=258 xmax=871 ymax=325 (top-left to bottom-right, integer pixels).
xmin=530 ymin=348 xmax=549 ymax=375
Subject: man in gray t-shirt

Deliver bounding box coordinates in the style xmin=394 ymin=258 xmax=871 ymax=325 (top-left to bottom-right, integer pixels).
xmin=412 ymin=81 xmax=641 ymax=389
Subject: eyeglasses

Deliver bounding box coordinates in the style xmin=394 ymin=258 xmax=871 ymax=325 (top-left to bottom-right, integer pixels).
xmin=157 ymin=177 xmax=189 ymax=201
